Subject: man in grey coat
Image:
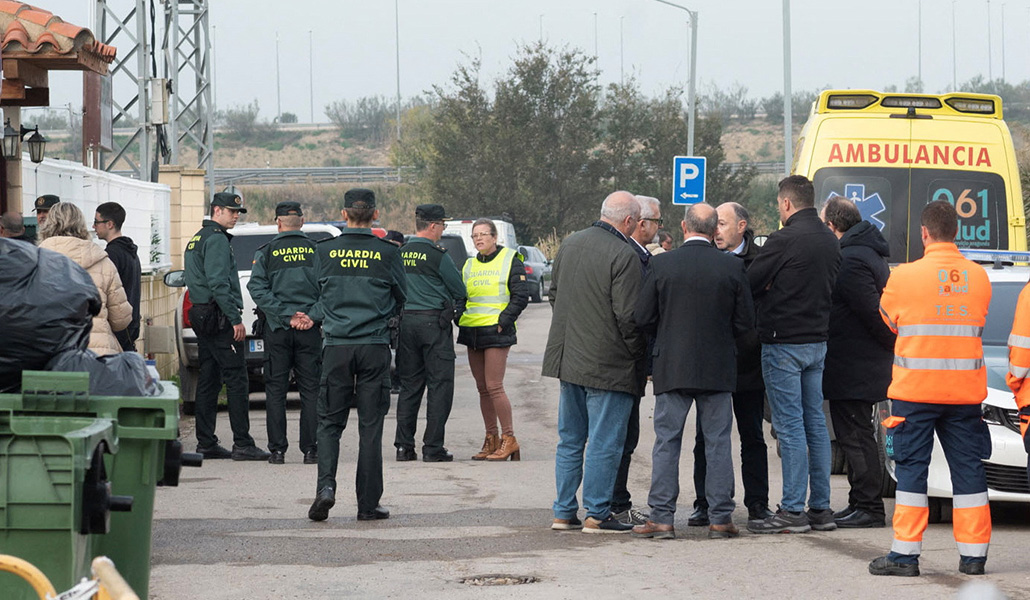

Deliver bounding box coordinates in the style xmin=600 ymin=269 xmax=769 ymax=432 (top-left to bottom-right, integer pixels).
xmin=543 ymin=191 xmax=647 ymax=534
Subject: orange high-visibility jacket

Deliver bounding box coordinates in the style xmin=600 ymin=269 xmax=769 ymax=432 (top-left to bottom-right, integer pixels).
xmin=1006 ymin=283 xmax=1030 ymax=412
xmin=879 ymin=242 xmax=991 ymax=404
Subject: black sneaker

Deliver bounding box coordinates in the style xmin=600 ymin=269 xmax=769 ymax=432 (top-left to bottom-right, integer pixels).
xmin=232 ymin=445 xmax=271 ymax=461
xmin=806 ymin=508 xmax=837 ymax=531
xmin=196 ymin=444 xmax=232 ymax=459
xmin=303 ymin=449 xmax=318 ymax=465
xmin=582 ymin=514 xmax=633 ymax=534
xmin=959 ymin=561 xmax=986 ymax=575
xmin=869 ymin=556 xmax=919 ymax=577
xmin=687 ymin=506 xmax=709 ymax=527
xmin=308 ymin=487 xmax=335 ymax=522
xmin=747 ymin=503 xmax=774 ymax=521
xmin=836 ymin=509 xmax=886 ymax=529
xmin=747 ymin=507 xmax=811 ymax=534
xmin=396 ymin=447 xmax=417 ymax=462
xmin=551 ymin=516 xmax=583 ymax=530
xmin=268 ymin=450 xmax=285 ymax=465
xmin=357 ymin=505 xmax=390 ymax=521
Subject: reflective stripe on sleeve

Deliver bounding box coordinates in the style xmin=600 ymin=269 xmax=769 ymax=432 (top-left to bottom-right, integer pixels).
xmin=1009 ymin=363 xmax=1030 ymax=379
xmin=893 ymin=357 xmax=984 ymax=371
xmin=1009 ymin=333 xmax=1030 ymax=349
xmin=880 ymin=306 xmax=897 ymax=331
xmin=952 ymin=492 xmax=989 ymax=509
xmin=895 ymin=491 xmax=929 ymax=508
xmin=897 ymin=324 xmax=983 ymax=338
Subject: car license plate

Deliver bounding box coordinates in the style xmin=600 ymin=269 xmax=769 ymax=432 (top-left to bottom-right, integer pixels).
xmin=249 ymin=339 xmax=264 ymax=353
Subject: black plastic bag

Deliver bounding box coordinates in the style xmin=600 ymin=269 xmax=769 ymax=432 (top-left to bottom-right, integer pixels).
xmin=45 ymin=349 xmax=161 ymax=397
xmin=0 ymin=239 xmax=100 ymax=392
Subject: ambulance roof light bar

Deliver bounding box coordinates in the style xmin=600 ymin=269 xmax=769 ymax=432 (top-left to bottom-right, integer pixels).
xmin=946 ymin=98 xmax=995 ymax=114
xmin=826 ymin=94 xmax=877 ymax=109
xmin=881 ymin=96 xmax=942 ymax=109
xmin=959 ymin=249 xmax=1030 ymax=269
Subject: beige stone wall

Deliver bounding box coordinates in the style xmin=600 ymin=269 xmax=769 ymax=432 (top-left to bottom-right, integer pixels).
xmin=142 ymin=167 xmax=207 ymax=379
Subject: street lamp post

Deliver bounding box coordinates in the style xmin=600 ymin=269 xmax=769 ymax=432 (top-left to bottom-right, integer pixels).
xmin=395 ymin=0 xmax=402 ymax=140
xmin=783 ymin=0 xmax=792 ymax=176
xmin=651 ymin=0 xmax=698 ymax=157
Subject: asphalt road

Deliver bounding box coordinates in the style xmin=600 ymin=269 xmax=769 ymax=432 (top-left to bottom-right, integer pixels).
xmin=150 ymin=303 xmax=1030 ymax=599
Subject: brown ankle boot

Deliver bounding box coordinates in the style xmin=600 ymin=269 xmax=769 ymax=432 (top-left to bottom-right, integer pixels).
xmin=471 ymin=434 xmax=500 ymax=461
xmin=486 ymin=434 xmax=520 ymax=461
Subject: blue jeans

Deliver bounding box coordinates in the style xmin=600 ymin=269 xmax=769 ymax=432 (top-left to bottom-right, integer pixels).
xmin=762 ymin=342 xmax=831 ymax=513
xmin=553 ymin=382 xmax=633 ymax=520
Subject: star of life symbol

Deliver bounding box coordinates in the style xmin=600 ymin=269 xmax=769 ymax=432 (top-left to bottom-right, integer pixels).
xmin=827 ymin=184 xmax=886 ymax=231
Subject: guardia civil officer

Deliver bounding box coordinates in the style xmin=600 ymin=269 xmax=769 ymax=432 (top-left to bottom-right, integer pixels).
xmin=393 ymin=204 xmax=467 ymax=462
xmin=184 ymin=192 xmax=270 ymax=461
xmin=307 ymin=188 xmax=407 ymax=522
xmin=34 ymin=194 xmax=60 ymax=227
xmin=247 ymin=201 xmax=321 ymax=465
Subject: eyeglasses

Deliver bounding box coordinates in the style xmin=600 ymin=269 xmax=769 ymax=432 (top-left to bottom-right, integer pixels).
xmin=471 ymin=232 xmax=494 ymax=240
xmin=93 ymin=219 xmax=111 ymax=226
xmin=641 ymin=217 xmax=664 ymax=226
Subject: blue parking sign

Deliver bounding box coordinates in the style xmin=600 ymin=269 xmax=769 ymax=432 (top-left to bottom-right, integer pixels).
xmin=672 ymin=156 xmax=706 ymax=205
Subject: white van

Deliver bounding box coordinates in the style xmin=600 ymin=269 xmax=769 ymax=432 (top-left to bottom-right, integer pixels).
xmin=443 ymin=218 xmax=518 ymax=258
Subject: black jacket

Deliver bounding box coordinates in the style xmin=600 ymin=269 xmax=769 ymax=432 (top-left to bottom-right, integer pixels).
xmin=456 ymin=247 xmax=529 ymax=350
xmin=104 ymin=236 xmax=142 ymax=351
xmin=732 ymin=230 xmax=764 ymax=391
xmin=636 ymin=239 xmax=755 ymax=395
xmin=823 ymin=221 xmax=896 ymax=401
xmin=747 ymin=207 xmax=841 ymax=344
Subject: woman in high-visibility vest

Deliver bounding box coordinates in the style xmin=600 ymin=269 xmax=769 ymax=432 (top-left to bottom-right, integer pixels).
xmin=457 ymin=218 xmax=530 ymax=461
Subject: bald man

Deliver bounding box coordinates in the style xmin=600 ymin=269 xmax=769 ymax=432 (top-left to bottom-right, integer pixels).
xmin=544 ymin=191 xmax=647 ymax=534
xmin=633 ymin=203 xmax=755 ymax=540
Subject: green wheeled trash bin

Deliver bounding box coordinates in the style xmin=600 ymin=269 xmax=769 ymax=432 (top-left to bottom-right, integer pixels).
xmin=0 ymin=371 xmax=197 ymax=600
xmin=0 ymin=409 xmax=123 ymax=600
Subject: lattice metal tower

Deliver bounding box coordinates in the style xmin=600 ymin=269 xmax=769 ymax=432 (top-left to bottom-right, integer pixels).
xmin=94 ymin=0 xmax=213 ymax=197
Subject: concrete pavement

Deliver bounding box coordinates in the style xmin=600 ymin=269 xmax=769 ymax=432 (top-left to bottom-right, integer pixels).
xmin=149 ymin=303 xmax=1030 ymax=599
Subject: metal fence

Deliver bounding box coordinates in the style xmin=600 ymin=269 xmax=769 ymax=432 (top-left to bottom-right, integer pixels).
xmin=212 ymin=166 xmax=403 ymax=186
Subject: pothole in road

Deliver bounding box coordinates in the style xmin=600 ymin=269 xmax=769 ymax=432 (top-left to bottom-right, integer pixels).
xmin=459 ymin=574 xmax=540 ymax=586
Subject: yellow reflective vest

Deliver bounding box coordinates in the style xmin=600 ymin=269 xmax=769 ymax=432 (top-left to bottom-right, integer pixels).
xmin=460 ymin=247 xmax=516 ymax=328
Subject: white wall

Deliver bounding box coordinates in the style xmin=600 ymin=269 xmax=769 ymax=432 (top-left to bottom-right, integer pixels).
xmin=22 ymin=155 xmax=172 ymax=273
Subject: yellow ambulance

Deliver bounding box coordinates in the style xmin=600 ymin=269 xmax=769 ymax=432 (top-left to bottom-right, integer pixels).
xmin=792 ymin=90 xmax=1026 ymax=262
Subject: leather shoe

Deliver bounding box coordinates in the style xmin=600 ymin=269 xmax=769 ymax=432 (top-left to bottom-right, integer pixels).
xmin=231 ymin=445 xmax=271 ymax=461
xmin=196 ymin=444 xmax=232 ymax=459
xmin=308 ymin=487 xmax=335 ymax=522
xmin=396 ymin=447 xmax=417 ymax=462
xmin=833 ymin=506 xmax=857 ymax=520
xmin=268 ymin=450 xmax=285 ymax=465
xmin=747 ymin=503 xmax=774 ymax=521
xmin=631 ymin=520 xmax=675 ymax=539
xmin=357 ymin=505 xmax=390 ymax=521
xmin=708 ymin=522 xmax=740 ymax=539
xmin=687 ymin=507 xmax=709 ymax=527
xmin=423 ymin=450 xmax=454 ymax=462
xmin=835 ymin=509 xmax=885 ymax=529
xmin=303 ymin=449 xmax=318 ymax=465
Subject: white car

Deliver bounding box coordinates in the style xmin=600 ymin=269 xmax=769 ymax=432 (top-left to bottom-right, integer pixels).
xmin=881 ymin=255 xmax=1030 ymax=521
xmin=164 ymin=223 xmax=341 ymax=414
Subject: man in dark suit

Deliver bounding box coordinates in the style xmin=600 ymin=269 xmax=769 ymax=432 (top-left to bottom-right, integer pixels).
xmin=688 ymin=201 xmax=773 ymax=526
xmin=631 ymin=203 xmax=755 ymax=540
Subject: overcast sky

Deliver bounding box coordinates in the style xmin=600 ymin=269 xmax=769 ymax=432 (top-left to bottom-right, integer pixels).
xmin=31 ymin=0 xmax=1030 ymax=123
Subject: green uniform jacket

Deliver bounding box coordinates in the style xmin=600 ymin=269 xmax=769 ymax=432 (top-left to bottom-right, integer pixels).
xmin=247 ymin=230 xmax=319 ymax=332
xmin=184 ymin=219 xmax=244 ymax=326
xmin=400 ymin=236 xmax=466 ymax=311
xmin=309 ymin=228 xmax=407 ymax=345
